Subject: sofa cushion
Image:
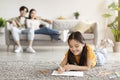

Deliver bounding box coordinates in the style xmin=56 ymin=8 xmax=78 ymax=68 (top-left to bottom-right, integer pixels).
xmin=84 ymin=27 xmax=93 ymax=33
xmin=70 ymin=21 xmax=96 ymax=33
xmin=10 ymin=34 xmax=51 ymax=40
xmin=82 ymin=33 xmax=94 ymax=39
xmin=52 ymin=20 xmax=80 ymax=30
xmin=34 ymin=34 xmax=51 ymax=40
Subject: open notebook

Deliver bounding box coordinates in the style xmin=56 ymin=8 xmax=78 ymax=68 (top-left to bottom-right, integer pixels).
xmin=51 ymin=70 xmax=83 ymax=77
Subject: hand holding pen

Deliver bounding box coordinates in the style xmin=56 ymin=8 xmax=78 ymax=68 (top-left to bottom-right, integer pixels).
xmin=57 ymin=65 xmax=65 ymax=74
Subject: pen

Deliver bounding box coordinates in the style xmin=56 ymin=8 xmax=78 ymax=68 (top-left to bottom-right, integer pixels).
xmin=53 ymin=62 xmax=63 ymax=70
xmin=58 ymin=64 xmax=63 ymax=70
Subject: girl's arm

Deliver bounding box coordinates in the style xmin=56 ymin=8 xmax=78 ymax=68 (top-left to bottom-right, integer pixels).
xmin=60 ymin=56 xmax=67 ymax=67
xmin=37 ymin=16 xmax=52 ymax=24
xmin=57 ymin=56 xmax=67 ymax=74
xmin=41 ymin=19 xmax=52 ymax=24
xmin=58 ymin=61 xmax=91 ymax=73
xmin=63 ymin=64 xmax=91 ymax=71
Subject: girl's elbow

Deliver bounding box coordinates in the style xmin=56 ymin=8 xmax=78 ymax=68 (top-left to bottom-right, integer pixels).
xmin=78 ymin=66 xmax=91 ymax=71
xmin=85 ymin=66 xmax=91 ymax=71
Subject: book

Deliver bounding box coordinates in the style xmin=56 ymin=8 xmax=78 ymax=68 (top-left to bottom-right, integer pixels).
xmin=51 ymin=70 xmax=83 ymax=77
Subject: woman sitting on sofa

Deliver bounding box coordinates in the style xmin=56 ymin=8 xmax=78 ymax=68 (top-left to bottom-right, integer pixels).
xmin=26 ymin=9 xmax=69 ymax=42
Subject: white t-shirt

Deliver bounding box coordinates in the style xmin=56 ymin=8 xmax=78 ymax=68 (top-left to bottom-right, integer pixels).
xmin=26 ymin=19 xmax=50 ymax=30
xmin=20 ymin=17 xmax=26 ymax=25
xmin=26 ymin=19 xmax=40 ymax=30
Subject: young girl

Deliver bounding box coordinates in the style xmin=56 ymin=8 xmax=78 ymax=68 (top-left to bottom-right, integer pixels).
xmin=58 ymin=31 xmax=97 ymax=73
xmin=58 ymin=31 xmax=114 ymax=73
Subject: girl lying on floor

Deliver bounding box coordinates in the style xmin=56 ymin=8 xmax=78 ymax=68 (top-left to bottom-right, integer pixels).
xmin=57 ymin=31 xmax=114 ymax=74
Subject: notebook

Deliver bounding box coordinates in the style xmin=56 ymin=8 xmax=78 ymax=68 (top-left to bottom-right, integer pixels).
xmin=51 ymin=70 xmax=83 ymax=77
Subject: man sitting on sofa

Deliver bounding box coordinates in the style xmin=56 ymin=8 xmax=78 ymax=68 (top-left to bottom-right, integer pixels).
xmin=7 ymin=6 xmax=36 ymax=53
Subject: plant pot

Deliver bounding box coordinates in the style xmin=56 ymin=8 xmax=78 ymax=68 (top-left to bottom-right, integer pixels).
xmin=75 ymin=16 xmax=79 ymax=19
xmin=0 ymin=27 xmax=5 ymax=33
xmin=113 ymin=42 xmax=120 ymax=52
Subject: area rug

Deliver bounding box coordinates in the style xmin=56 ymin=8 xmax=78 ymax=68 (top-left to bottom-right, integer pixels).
xmin=0 ymin=61 xmax=120 ymax=80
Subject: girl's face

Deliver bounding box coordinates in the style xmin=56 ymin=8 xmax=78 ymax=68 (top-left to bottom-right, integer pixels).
xmin=30 ymin=10 xmax=36 ymax=19
xmin=69 ymin=39 xmax=84 ymax=56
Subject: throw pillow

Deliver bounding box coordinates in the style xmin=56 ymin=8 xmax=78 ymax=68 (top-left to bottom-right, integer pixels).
xmin=57 ymin=16 xmax=66 ymax=20
xmin=70 ymin=21 xmax=95 ymax=33
xmin=84 ymin=27 xmax=93 ymax=33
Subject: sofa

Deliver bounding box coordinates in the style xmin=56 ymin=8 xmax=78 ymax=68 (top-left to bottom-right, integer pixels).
xmin=5 ymin=20 xmax=98 ymax=51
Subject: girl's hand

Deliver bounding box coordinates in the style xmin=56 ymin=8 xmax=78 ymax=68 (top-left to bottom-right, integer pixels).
xmin=57 ymin=67 xmax=65 ymax=74
xmin=64 ymin=64 xmax=75 ymax=71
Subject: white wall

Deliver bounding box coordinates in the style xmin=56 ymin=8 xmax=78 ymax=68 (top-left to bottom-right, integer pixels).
xmin=0 ymin=0 xmax=109 ymax=44
xmin=0 ymin=0 xmax=105 ymax=19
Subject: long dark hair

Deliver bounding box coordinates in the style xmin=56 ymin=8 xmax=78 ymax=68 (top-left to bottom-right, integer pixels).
xmin=28 ymin=9 xmax=36 ymax=19
xmin=67 ymin=31 xmax=87 ymax=66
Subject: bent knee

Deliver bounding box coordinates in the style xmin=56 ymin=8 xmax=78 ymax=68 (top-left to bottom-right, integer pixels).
xmin=28 ymin=28 xmax=34 ymax=34
xmin=11 ymin=27 xmax=19 ymax=34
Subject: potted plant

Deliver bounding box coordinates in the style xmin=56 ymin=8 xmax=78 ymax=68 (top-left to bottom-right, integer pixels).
xmin=0 ymin=17 xmax=6 ymax=33
xmin=74 ymin=12 xmax=80 ymax=19
xmin=102 ymin=2 xmax=120 ymax=52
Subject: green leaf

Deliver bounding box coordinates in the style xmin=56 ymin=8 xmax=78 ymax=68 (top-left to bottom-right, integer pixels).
xmin=74 ymin=12 xmax=80 ymax=16
xmin=108 ymin=2 xmax=116 ymax=8
xmin=102 ymin=13 xmax=112 ymax=18
xmin=108 ymin=2 xmax=120 ymax=11
xmin=103 ymin=2 xmax=120 ymax=42
xmin=114 ymin=16 xmax=120 ymax=23
xmin=0 ymin=17 xmax=6 ymax=27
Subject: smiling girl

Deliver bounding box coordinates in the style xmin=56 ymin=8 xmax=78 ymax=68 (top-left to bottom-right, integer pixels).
xmin=58 ymin=31 xmax=96 ymax=73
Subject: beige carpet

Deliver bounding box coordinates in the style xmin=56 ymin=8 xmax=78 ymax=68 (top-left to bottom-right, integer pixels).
xmin=0 ymin=44 xmax=120 ymax=80
xmin=0 ymin=60 xmax=120 ymax=80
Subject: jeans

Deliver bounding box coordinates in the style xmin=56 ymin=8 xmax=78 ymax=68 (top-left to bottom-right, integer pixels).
xmin=11 ymin=27 xmax=34 ymax=42
xmin=94 ymin=48 xmax=108 ymax=66
xmin=35 ymin=27 xmax=60 ymax=40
